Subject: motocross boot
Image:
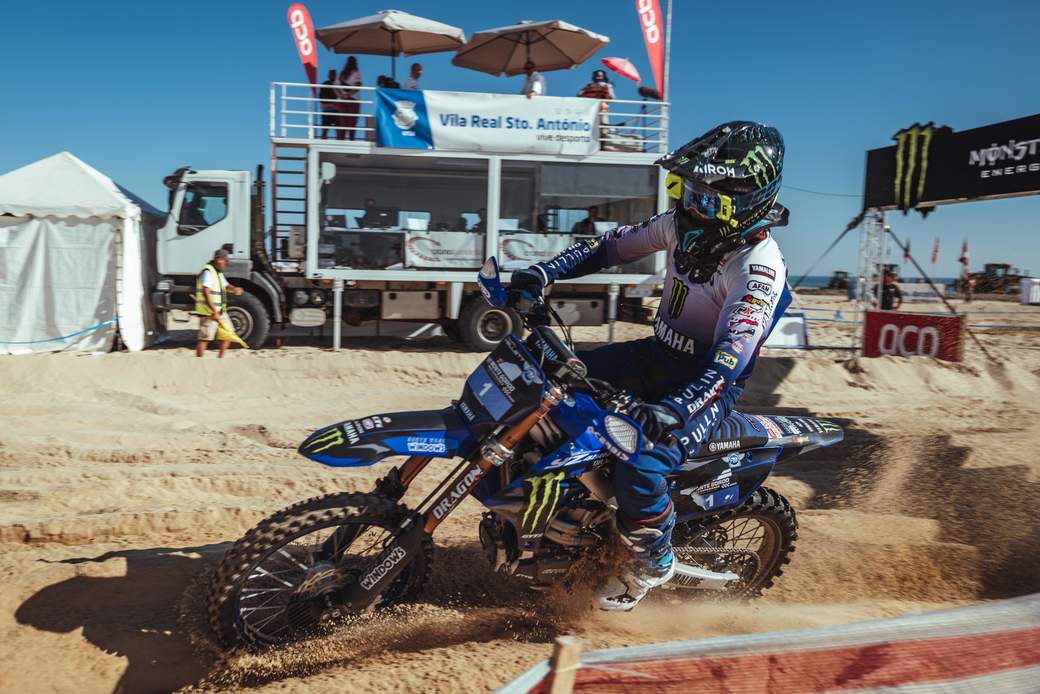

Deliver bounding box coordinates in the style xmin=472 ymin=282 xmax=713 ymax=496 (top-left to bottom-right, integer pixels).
xmin=597 ymin=505 xmax=676 ymax=611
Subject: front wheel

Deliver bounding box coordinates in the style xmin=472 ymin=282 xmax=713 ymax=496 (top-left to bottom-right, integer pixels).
xmin=671 ymin=487 xmax=797 ymax=597
xmin=207 ymin=492 xmax=432 ymax=647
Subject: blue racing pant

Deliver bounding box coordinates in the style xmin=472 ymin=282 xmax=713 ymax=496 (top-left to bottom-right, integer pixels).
xmin=579 ymin=338 xmax=744 ymax=556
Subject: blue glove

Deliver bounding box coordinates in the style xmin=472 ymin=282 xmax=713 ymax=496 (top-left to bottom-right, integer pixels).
xmin=508 ymin=268 xmax=545 ymax=312
xmin=629 ymin=402 xmax=683 ymax=445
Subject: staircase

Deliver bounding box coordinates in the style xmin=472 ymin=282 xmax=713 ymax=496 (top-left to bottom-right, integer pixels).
xmin=269 ymin=144 xmax=308 ymax=263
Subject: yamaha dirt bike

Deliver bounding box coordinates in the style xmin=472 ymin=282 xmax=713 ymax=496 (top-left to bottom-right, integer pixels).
xmin=208 ymin=257 xmax=844 ymax=647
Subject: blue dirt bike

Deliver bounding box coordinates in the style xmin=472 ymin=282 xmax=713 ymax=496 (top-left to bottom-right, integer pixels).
xmin=208 ymin=257 xmax=844 ymax=647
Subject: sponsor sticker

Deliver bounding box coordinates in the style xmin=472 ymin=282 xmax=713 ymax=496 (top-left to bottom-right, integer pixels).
xmin=749 ymin=264 xmax=776 ymax=280
xmin=359 ymin=545 xmax=407 ymax=590
xmin=406 ymin=436 xmax=448 ymax=454
xmin=708 ymin=439 xmax=740 ymax=453
xmin=747 ymin=280 xmax=772 ymax=294
xmin=432 ymin=465 xmax=482 ymax=519
xmin=713 ymin=351 xmax=737 ymax=370
xmin=742 ymin=294 xmax=768 ymax=307
xmin=752 ymin=415 xmax=783 ymax=439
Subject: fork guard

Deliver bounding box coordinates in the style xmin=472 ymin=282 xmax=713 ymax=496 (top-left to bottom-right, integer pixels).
xmin=298 ymin=407 xmax=476 ymax=467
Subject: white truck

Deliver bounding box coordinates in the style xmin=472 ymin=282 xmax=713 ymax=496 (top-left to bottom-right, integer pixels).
xmin=154 ymin=82 xmax=670 ymax=350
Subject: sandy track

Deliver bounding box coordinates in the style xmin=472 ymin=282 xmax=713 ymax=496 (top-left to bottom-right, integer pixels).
xmin=2 ymin=314 xmax=1039 ymax=693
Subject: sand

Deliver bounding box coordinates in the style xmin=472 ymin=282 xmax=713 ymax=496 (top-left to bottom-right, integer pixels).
xmin=2 ymin=294 xmax=1039 ymax=693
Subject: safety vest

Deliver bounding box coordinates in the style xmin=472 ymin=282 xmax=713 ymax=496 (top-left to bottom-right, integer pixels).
xmin=195 ymin=263 xmax=227 ymax=316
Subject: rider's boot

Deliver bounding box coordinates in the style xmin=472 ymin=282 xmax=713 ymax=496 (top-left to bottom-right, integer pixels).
xmin=597 ymin=504 xmax=676 ymax=611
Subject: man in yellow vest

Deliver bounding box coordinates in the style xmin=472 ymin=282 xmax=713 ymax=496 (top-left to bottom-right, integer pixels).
xmin=196 ymin=248 xmax=243 ymax=358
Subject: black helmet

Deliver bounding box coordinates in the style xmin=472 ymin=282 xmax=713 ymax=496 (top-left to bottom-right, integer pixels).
xmin=657 ymin=121 xmax=785 ymax=281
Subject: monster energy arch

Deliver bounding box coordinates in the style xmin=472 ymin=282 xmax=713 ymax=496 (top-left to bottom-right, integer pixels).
xmin=863 ymin=113 xmax=1040 ymax=214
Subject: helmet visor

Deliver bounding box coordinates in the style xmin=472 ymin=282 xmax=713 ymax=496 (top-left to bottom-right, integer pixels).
xmin=680 ymin=176 xmax=782 ymax=226
xmin=681 ymin=180 xmax=728 ymax=220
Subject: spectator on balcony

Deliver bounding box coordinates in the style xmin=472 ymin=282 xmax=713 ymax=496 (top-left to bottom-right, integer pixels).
xmin=318 ymin=69 xmax=340 ymax=139
xmin=377 ymin=75 xmax=400 ymax=88
xmin=571 ymin=205 xmax=602 ymax=236
xmin=577 ymin=69 xmax=615 ymax=100
xmin=403 ymin=63 xmax=423 ymax=90
xmin=521 ymin=61 xmax=546 ymax=99
xmin=337 ymin=56 xmax=363 ymax=141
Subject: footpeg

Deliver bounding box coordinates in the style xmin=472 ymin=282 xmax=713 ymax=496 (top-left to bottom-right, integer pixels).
xmin=667 ymin=562 xmax=739 ymax=590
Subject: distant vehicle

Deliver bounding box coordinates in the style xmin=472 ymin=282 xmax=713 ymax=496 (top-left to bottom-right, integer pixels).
xmin=827 ymin=270 xmax=849 ymax=290
xmin=956 ymin=263 xmax=1023 ymax=294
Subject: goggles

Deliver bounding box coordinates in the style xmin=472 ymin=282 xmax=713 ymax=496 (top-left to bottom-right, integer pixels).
xmin=678 ymin=176 xmax=782 ymax=228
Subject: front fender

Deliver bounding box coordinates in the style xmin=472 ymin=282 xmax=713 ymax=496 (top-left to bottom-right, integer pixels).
xmin=298 ymin=407 xmax=474 ymax=467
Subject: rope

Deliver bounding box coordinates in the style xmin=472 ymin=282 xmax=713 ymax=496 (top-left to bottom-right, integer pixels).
xmin=791 ymin=211 xmax=865 ymax=290
xmin=784 ymin=184 xmax=861 ymax=198
xmin=0 ymin=318 xmax=117 ymax=345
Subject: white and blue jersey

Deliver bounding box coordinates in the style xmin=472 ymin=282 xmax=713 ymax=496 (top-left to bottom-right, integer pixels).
xmin=531 ymin=204 xmax=790 ymax=426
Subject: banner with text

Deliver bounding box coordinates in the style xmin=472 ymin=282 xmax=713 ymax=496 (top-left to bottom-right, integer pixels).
xmin=863 ymin=113 xmax=1040 ymax=213
xmin=863 ymin=310 xmax=963 ymax=362
xmin=404 ymin=232 xmax=482 ymax=269
xmin=376 ymin=88 xmax=600 ymax=155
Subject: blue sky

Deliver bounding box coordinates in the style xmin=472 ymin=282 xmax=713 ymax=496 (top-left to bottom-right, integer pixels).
xmin=1 ymin=0 xmax=1037 ymax=276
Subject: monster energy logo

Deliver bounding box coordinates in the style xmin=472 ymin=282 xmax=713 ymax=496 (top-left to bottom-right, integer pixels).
xmin=667 ymin=280 xmax=689 ymax=319
xmin=307 ymin=424 xmax=356 ymax=453
xmin=521 ymin=472 xmax=565 ymax=534
xmin=893 ymin=123 xmax=935 ymax=212
xmin=740 ymin=145 xmax=778 ymax=187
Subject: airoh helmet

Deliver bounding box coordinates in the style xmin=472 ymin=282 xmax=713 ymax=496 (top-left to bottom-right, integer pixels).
xmin=657 ymin=121 xmax=785 ymax=282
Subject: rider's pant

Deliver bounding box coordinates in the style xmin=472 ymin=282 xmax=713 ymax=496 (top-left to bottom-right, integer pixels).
xmin=579 ymin=338 xmax=744 ymax=558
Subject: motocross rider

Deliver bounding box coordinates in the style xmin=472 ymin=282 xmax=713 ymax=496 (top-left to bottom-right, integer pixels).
xmin=508 ymin=121 xmax=790 ymax=610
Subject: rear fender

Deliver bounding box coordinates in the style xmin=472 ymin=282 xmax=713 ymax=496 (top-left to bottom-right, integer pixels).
xmin=298 ymin=407 xmax=474 ymax=467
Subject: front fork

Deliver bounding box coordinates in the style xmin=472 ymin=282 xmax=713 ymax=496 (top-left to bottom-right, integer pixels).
xmin=336 ymin=385 xmax=565 ymax=610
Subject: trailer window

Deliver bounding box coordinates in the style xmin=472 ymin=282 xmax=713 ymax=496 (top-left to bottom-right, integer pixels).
xmin=317 ymin=153 xmax=488 ymax=270
xmin=177 ymin=182 xmax=227 ymax=234
xmin=500 ymin=161 xmax=658 ymax=273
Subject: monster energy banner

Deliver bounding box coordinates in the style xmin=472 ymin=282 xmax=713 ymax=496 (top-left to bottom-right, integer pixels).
xmin=863 ymin=113 xmax=1040 ymax=214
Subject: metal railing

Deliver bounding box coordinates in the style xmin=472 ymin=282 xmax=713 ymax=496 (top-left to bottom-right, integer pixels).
xmin=269 ymin=81 xmax=669 ymax=154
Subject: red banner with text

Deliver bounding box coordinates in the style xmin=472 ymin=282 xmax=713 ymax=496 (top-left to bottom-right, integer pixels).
xmin=863 ymin=310 xmax=964 ymax=362
xmin=635 ymin=0 xmax=665 ymax=97
xmin=287 ymin=3 xmax=317 ymax=90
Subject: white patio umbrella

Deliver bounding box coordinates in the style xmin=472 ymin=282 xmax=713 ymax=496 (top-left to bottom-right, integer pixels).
xmin=452 ymin=19 xmax=609 ymax=76
xmin=316 ymin=9 xmax=466 ymax=78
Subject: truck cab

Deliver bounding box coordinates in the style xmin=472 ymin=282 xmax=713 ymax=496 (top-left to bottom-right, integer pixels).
xmin=156 ymin=169 xmax=282 ymax=346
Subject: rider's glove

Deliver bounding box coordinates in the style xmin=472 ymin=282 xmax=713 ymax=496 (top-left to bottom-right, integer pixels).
xmin=629 ymin=402 xmax=683 ymax=445
xmin=507 ymin=268 xmax=546 ymax=312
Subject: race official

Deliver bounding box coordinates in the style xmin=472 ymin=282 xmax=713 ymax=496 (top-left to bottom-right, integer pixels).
xmin=195 ymin=248 xmax=243 ymax=358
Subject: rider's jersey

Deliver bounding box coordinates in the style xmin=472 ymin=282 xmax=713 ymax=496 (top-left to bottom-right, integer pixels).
xmin=531 ymin=204 xmax=790 ymax=424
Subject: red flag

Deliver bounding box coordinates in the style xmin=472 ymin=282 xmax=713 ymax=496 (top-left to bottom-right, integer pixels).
xmin=635 ymin=0 xmax=665 ymax=97
xmin=287 ymin=3 xmax=317 ymax=89
xmin=931 ymin=237 xmax=939 ymax=264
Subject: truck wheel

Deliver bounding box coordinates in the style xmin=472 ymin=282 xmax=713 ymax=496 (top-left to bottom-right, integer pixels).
xmin=227 ymin=292 xmax=271 ymax=348
xmin=458 ymin=299 xmax=521 ymax=351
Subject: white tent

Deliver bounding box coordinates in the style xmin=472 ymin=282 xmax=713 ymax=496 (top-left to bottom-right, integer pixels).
xmin=0 ymin=152 xmax=164 ymax=355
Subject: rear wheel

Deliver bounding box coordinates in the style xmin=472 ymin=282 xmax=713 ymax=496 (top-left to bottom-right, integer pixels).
xmin=226 ymin=292 xmax=270 ymax=348
xmin=207 ymin=492 xmax=431 ymax=647
xmin=671 ymin=487 xmax=796 ymax=597
xmin=458 ymin=298 xmax=521 ymax=351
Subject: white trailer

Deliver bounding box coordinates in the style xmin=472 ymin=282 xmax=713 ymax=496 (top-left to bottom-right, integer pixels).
xmin=154 ymin=82 xmax=670 ymax=350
